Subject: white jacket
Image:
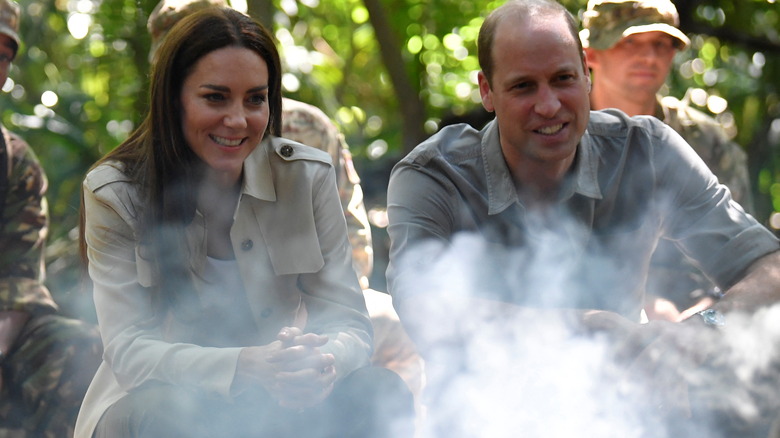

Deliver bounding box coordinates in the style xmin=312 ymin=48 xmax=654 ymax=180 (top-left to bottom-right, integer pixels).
xmin=75 ymin=136 xmax=372 ymax=438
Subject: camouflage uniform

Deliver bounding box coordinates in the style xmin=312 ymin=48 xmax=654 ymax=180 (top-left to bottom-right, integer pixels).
xmin=0 ymin=126 xmax=102 ymax=438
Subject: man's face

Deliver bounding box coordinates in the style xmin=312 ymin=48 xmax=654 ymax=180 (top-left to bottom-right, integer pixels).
xmin=586 ymin=31 xmax=677 ymax=100
xmin=0 ymin=34 xmax=13 ymax=87
xmin=478 ymin=13 xmax=591 ymax=174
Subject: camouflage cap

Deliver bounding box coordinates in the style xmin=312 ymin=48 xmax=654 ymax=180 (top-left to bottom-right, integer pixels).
xmin=0 ymin=0 xmax=20 ymax=55
xmin=147 ymin=0 xmax=228 ymax=61
xmin=580 ymin=0 xmax=690 ymax=51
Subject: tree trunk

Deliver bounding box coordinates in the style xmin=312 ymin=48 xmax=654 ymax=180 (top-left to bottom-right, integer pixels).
xmin=362 ymin=0 xmax=428 ymax=153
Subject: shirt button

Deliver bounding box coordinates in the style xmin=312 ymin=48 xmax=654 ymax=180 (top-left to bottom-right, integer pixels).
xmin=280 ymin=144 xmax=294 ymax=157
xmin=260 ymin=308 xmax=273 ymax=318
xmin=241 ymin=239 xmax=253 ymax=251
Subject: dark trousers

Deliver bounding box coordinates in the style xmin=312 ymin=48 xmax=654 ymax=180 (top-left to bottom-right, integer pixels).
xmin=0 ymin=314 xmax=102 ymax=438
xmin=94 ymin=366 xmax=415 ymax=438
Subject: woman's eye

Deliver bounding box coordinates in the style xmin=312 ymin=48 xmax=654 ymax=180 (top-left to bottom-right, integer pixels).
xmin=248 ymin=94 xmax=267 ymax=106
xmin=204 ymin=93 xmax=226 ymax=102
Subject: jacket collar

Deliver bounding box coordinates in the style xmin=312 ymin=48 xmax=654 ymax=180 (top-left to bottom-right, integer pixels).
xmin=241 ymin=136 xmax=277 ymax=202
xmin=481 ymin=117 xmax=603 ymax=216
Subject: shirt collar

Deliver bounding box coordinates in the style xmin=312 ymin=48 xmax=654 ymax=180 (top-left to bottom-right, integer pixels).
xmin=481 ymin=119 xmax=603 ymax=215
xmin=481 ymin=120 xmax=519 ymax=215
xmin=571 ymin=128 xmax=602 ymax=200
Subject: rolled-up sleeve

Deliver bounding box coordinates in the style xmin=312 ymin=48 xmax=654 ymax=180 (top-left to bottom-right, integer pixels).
xmin=0 ymin=134 xmax=58 ymax=315
xmin=651 ymin=123 xmax=780 ymax=288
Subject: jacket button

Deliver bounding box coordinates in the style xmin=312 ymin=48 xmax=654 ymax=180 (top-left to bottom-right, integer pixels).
xmin=241 ymin=239 xmax=253 ymax=251
xmin=260 ymin=308 xmax=273 ymax=318
xmin=280 ymin=144 xmax=294 ymax=157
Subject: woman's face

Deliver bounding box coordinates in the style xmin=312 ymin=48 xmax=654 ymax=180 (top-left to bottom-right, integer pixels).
xmin=180 ymin=46 xmax=270 ymax=185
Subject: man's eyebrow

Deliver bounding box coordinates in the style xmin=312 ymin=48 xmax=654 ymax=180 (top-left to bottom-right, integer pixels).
xmin=501 ymin=73 xmax=532 ymax=86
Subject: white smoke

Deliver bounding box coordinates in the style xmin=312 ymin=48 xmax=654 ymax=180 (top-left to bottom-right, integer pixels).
xmin=392 ymin=226 xmax=780 ymax=438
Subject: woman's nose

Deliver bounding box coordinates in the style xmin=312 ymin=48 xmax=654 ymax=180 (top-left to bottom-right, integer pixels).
xmin=223 ymin=103 xmax=248 ymax=128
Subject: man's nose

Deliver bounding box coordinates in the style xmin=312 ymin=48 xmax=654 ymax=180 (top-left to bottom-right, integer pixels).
xmin=534 ymin=86 xmax=561 ymax=118
xmin=636 ymin=42 xmax=666 ymax=59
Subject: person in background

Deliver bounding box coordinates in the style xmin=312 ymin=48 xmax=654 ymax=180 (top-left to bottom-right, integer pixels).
xmin=580 ymin=0 xmax=754 ymax=321
xmin=386 ymin=0 xmax=780 ymax=436
xmin=147 ymin=0 xmax=425 ymax=409
xmin=0 ymin=1 xmax=102 ymax=437
xmin=75 ymin=7 xmax=413 ymax=438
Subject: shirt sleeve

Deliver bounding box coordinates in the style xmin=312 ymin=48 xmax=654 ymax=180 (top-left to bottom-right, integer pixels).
xmin=83 ymin=172 xmax=240 ymax=398
xmin=386 ymin=162 xmax=459 ymax=304
xmin=652 ymin=124 xmax=780 ymax=289
xmin=0 ymin=132 xmax=58 ymax=315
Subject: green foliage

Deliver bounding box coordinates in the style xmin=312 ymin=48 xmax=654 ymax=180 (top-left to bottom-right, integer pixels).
xmin=4 ymin=0 xmax=780 ymax=299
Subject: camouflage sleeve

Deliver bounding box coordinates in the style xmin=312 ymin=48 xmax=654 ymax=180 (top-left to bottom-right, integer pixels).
xmin=336 ymin=137 xmax=374 ymax=288
xmin=281 ymin=99 xmax=374 ymax=287
xmin=0 ymin=129 xmax=58 ymax=314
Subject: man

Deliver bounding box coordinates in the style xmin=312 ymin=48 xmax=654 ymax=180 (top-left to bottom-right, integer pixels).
xmin=147 ymin=0 xmax=424 ymax=406
xmin=0 ymin=1 xmax=101 ymax=436
xmin=581 ymin=0 xmax=754 ymax=321
xmin=386 ymin=0 xmax=780 ymax=436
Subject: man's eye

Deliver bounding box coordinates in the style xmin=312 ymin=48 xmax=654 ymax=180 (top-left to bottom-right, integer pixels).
xmin=0 ymin=54 xmax=11 ymax=64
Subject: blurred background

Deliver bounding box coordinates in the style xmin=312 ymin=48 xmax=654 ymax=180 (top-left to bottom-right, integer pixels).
xmin=5 ymin=0 xmax=779 ymax=318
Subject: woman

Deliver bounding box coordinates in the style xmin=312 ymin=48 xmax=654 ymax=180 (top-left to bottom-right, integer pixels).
xmin=75 ymin=7 xmax=412 ymax=438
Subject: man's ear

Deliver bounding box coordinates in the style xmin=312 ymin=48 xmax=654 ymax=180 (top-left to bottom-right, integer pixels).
xmin=583 ymin=48 xmax=597 ymax=70
xmin=581 ymin=52 xmax=592 ymax=93
xmin=477 ymin=71 xmax=495 ymax=113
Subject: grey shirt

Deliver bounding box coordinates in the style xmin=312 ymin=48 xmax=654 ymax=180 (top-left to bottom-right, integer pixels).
xmin=386 ymin=109 xmax=779 ymax=321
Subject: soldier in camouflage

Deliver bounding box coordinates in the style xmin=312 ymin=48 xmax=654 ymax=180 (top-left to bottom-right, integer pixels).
xmin=0 ymin=1 xmax=101 ymax=436
xmin=581 ymin=0 xmax=754 ymax=321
